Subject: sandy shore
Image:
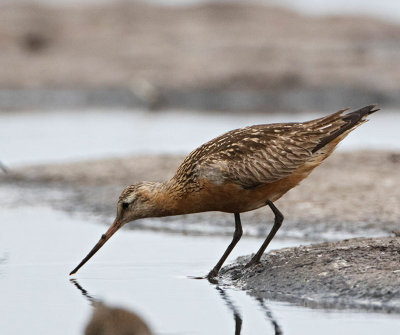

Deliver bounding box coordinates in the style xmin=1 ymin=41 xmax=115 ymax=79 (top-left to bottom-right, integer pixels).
xmin=2 ymin=150 xmax=400 ymax=239
xmin=1 ymin=2 xmax=400 ymax=111
xmin=219 ymin=237 xmax=400 ymax=313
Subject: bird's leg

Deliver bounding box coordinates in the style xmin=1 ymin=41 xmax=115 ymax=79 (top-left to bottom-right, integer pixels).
xmin=207 ymin=213 xmax=243 ymax=279
xmin=245 ymin=200 xmax=284 ymax=267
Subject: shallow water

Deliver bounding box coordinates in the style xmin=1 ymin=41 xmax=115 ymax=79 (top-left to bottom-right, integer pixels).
xmin=1 ymin=205 xmax=400 ymax=335
xmin=1 ymin=109 xmax=399 ymax=333
xmin=1 ymin=109 xmax=398 ymax=167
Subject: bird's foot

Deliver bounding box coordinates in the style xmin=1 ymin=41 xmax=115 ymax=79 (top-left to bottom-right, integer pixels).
xmin=207 ymin=268 xmax=219 ymax=279
xmin=188 ymin=271 xmax=219 ymax=284
xmin=205 ymin=269 xmax=220 ymax=284
xmin=244 ymin=258 xmax=261 ymax=269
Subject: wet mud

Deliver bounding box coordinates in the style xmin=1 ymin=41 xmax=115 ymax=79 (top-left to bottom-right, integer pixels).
xmin=2 ymin=150 xmax=400 ymax=240
xmin=2 ymin=150 xmax=400 ymax=314
xmin=219 ymin=237 xmax=400 ymax=313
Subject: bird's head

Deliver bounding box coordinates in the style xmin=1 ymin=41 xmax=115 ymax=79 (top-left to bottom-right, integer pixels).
xmin=70 ymin=182 xmax=164 ymax=275
xmin=116 ymin=182 xmax=163 ymax=223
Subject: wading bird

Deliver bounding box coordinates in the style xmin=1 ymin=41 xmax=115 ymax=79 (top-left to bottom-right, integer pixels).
xmin=70 ymin=105 xmax=379 ymax=279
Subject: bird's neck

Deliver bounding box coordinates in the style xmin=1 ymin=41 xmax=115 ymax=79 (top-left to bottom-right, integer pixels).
xmin=143 ymin=180 xmax=192 ymax=217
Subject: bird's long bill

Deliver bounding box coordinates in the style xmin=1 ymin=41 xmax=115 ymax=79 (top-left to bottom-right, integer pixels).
xmin=69 ymin=219 xmax=121 ymax=275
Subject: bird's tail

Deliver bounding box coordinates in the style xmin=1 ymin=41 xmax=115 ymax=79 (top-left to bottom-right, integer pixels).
xmin=310 ymin=105 xmax=380 ymax=153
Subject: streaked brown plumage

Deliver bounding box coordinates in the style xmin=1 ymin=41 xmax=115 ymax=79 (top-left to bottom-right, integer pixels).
xmin=70 ymin=105 xmax=379 ymax=279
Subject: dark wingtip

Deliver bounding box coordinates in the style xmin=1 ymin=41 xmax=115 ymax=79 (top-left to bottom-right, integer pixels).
xmin=369 ymin=105 xmax=380 ymax=114
xmin=364 ymin=104 xmax=380 ymax=114
xmin=342 ymin=104 xmax=380 ymax=123
xmin=352 ymin=104 xmax=380 ymax=116
xmin=312 ymin=105 xmax=379 ymax=154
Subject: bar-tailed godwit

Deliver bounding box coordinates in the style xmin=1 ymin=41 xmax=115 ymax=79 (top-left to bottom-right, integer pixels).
xmin=70 ymin=105 xmax=379 ymax=278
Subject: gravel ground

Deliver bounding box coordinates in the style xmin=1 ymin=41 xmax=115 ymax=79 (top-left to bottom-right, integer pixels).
xmin=219 ymin=237 xmax=400 ymax=313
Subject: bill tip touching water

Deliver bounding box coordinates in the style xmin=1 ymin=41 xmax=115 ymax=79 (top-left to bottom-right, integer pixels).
xmin=70 ymin=105 xmax=379 ymax=278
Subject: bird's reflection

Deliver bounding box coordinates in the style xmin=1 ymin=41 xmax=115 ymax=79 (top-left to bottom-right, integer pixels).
xmin=71 ymin=278 xmax=282 ymax=335
xmin=216 ymin=286 xmax=243 ymax=335
xmin=70 ymin=279 xmax=153 ymax=335
xmin=256 ymin=297 xmax=283 ymax=335
xmin=71 ymin=279 xmax=96 ymax=303
xmin=215 ymin=285 xmax=283 ymax=335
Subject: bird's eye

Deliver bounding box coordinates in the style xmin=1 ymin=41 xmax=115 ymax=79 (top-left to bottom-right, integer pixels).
xmin=122 ymin=202 xmax=129 ymax=209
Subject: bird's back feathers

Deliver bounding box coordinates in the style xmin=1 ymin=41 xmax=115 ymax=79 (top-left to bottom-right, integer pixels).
xmin=172 ymin=105 xmax=379 ymax=192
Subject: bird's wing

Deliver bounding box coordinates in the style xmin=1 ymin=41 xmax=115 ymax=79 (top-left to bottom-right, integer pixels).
xmin=196 ymin=124 xmax=316 ymax=189
xmin=197 ymin=108 xmax=360 ymax=188
xmin=176 ymin=106 xmax=378 ymax=190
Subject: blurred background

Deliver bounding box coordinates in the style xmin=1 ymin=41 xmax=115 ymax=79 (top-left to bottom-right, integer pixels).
xmin=1 ymin=0 xmax=400 ymax=166
xmin=1 ymin=0 xmax=400 ymax=113
xmin=1 ymin=1 xmax=400 ymax=334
